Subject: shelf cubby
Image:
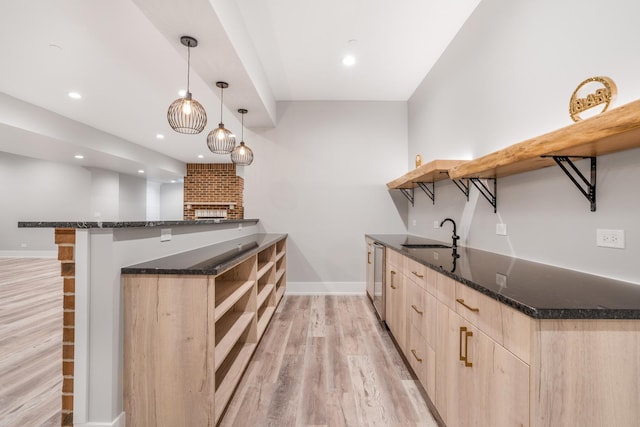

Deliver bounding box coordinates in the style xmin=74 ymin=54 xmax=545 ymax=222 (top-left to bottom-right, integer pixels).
xmin=214 ymin=308 xmax=255 ymax=371
xmin=214 ymin=339 xmax=257 ymax=423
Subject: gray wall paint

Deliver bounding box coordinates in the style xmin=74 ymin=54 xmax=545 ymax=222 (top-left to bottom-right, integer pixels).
xmin=243 ymin=101 xmax=409 ymax=285
xmin=160 ymin=182 xmax=184 ymax=220
xmin=407 ymin=0 xmax=640 ymax=284
xmin=0 ymin=152 xmax=169 ymax=253
xmin=118 ymin=174 xmax=146 ymax=220
xmin=0 ymin=152 xmax=90 ymax=252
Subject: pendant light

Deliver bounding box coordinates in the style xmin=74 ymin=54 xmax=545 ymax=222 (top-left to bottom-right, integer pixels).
xmin=231 ymin=109 xmax=254 ymax=166
xmin=206 ymin=82 xmax=236 ymax=154
xmin=167 ymin=36 xmax=207 ymax=134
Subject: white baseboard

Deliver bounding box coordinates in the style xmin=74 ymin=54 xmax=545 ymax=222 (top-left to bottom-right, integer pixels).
xmin=0 ymin=250 xmax=57 ymax=258
xmin=285 ymin=281 xmax=366 ymax=295
xmin=76 ymin=412 xmax=125 ymax=427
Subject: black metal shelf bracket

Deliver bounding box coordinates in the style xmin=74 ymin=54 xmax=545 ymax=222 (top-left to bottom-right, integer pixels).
xmin=542 ymin=155 xmax=597 ymax=211
xmin=469 ymin=178 xmax=497 ymax=213
xmin=452 ymin=179 xmax=470 ymax=201
xmin=417 ymin=182 xmax=435 ymax=204
xmin=399 ymin=188 xmax=415 ymax=206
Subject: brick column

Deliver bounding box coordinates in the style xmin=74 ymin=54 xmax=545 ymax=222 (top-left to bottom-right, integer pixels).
xmin=55 ymin=228 xmax=76 ymax=426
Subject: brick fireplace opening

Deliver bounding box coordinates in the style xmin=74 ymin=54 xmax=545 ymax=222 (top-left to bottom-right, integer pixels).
xmin=183 ymin=163 xmax=244 ymax=220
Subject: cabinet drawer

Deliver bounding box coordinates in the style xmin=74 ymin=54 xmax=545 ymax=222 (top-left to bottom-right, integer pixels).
xmin=435 ymin=271 xmax=456 ymax=309
xmin=405 ymin=257 xmax=436 ymax=294
xmin=455 ymin=282 xmax=531 ymax=364
xmin=407 ymin=325 xmax=435 ymax=398
xmin=386 ymin=248 xmax=403 ymax=269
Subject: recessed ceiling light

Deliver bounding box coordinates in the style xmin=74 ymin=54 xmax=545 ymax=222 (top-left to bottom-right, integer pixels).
xmin=178 ymin=90 xmax=186 ymax=97
xmin=138 ymin=169 xmax=145 ymax=174
xmin=342 ymin=55 xmax=356 ymax=67
xmin=170 ymin=180 xmax=176 ymax=183
xmin=74 ymin=154 xmax=84 ymax=159
xmin=197 ymin=154 xmax=204 ymax=159
xmin=156 ymin=134 xmax=165 ymax=139
xmin=68 ymin=91 xmax=82 ymax=99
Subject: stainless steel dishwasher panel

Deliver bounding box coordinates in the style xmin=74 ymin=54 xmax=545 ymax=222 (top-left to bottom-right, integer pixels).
xmin=372 ymin=242 xmax=385 ymax=321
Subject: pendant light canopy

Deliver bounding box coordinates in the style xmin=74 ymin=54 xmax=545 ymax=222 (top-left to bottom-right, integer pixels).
xmin=206 ymin=82 xmax=236 ymax=154
xmin=231 ymin=109 xmax=254 ymax=166
xmin=167 ymin=36 xmax=207 ymax=134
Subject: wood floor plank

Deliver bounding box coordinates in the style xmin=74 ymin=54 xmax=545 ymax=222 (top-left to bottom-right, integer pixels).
xmin=0 ymin=258 xmax=62 ymax=427
xmin=220 ymin=295 xmax=436 ymax=427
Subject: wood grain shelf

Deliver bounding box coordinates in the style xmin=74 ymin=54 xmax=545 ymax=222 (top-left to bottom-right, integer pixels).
xmin=214 ymin=279 xmax=255 ymax=322
xmin=276 ymin=268 xmax=285 ymax=284
xmin=276 ymin=250 xmax=286 ymax=262
xmin=276 ymin=286 xmax=285 ymax=305
xmin=214 ymin=341 xmax=257 ymax=423
xmin=448 ymin=99 xmax=640 ymax=180
xmin=257 ymin=283 xmax=275 ymax=309
xmin=214 ymin=312 xmax=254 ymax=371
xmin=386 ymin=160 xmax=467 ymax=189
xmin=257 ymin=306 xmax=276 ymax=337
xmin=257 ymin=261 xmax=274 ymax=280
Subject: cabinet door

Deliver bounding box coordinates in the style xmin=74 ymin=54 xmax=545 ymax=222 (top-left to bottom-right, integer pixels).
xmin=385 ymin=265 xmax=405 ymax=350
xmin=438 ymin=309 xmax=492 ymax=427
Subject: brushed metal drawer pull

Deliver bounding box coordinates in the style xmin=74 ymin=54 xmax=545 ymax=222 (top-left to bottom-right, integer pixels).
xmin=411 ymin=271 xmax=424 ymax=278
xmin=456 ymin=298 xmax=479 ymax=312
xmin=459 ymin=327 xmax=465 ymax=361
xmin=411 ymin=349 xmax=423 ymax=363
xmin=411 ymin=304 xmax=423 ymax=315
xmin=390 ymin=270 xmax=397 ymax=289
xmin=464 ymin=328 xmax=473 ymax=368
xmin=367 ymin=251 xmax=371 ymax=264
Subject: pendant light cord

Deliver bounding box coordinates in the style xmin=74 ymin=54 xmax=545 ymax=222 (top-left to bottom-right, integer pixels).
xmin=220 ymin=86 xmax=224 ymax=123
xmin=241 ymin=111 xmax=244 ymax=141
xmin=186 ymin=46 xmax=191 ymax=94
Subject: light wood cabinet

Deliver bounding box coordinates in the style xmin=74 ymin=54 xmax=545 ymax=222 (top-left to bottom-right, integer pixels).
xmin=385 ymin=252 xmax=406 ymax=351
xmin=124 ymin=238 xmax=286 ymax=426
xmin=365 ymin=238 xmax=374 ymax=300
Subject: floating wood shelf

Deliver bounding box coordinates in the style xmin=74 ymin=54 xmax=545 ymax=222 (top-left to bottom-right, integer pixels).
xmin=387 ymin=160 xmax=467 ymax=189
xmin=448 ymin=99 xmax=640 ymax=180
xmin=386 ymin=160 xmax=467 ymax=205
xmin=388 ymin=99 xmax=640 ymax=212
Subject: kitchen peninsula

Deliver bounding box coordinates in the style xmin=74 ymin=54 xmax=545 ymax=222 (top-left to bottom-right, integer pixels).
xmin=17 ymin=219 xmax=269 ymax=426
xmin=368 ymin=233 xmax=640 ymax=427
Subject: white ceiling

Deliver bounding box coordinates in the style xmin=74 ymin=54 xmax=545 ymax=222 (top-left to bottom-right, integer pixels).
xmin=0 ymin=0 xmax=479 ymax=180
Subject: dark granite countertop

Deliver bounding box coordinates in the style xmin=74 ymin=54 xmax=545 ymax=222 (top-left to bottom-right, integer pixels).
xmin=18 ymin=219 xmax=259 ymax=229
xmin=367 ymin=234 xmax=640 ymax=320
xmin=121 ymin=233 xmax=286 ymax=276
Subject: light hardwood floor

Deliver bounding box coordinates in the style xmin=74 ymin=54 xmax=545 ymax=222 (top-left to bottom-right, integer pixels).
xmin=220 ymin=295 xmax=438 ymax=427
xmin=0 ymin=258 xmax=62 ymax=427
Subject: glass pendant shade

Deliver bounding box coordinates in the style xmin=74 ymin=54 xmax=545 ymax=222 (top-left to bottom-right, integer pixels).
xmin=167 ymin=92 xmax=207 ymax=134
xmin=231 ymin=108 xmax=253 ymax=166
xmin=207 ymin=124 xmax=236 ymax=154
xmin=231 ymin=141 xmax=253 ymax=165
xmin=167 ymin=36 xmax=207 ymax=134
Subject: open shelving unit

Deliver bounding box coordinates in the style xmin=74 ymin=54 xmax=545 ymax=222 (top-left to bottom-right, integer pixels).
xmin=123 ymin=236 xmax=287 ymax=427
xmin=388 ymin=99 xmax=640 ymax=212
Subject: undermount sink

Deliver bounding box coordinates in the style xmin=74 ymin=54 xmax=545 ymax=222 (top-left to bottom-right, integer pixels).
xmin=401 ymin=243 xmax=451 ymax=249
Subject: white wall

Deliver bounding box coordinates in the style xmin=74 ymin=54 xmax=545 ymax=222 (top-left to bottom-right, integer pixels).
xmin=0 ymin=152 xmax=91 ymax=254
xmin=118 ymin=174 xmax=146 ymax=220
xmin=145 ymin=181 xmax=161 ymax=221
xmin=407 ymin=0 xmax=640 ymax=284
xmin=243 ymin=101 xmax=409 ymax=291
xmin=0 ymin=152 xmax=178 ymax=254
xmin=160 ymin=182 xmax=184 ymax=220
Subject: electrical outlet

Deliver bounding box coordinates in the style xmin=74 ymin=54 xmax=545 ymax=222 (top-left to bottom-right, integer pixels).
xmin=412 ymin=219 xmax=417 ymax=227
xmin=496 ymin=273 xmax=507 ymax=288
xmin=433 ymin=221 xmax=440 ymax=229
xmin=596 ymin=229 xmax=625 ymax=249
xmin=496 ymin=223 xmax=507 ymax=235
xmin=432 ymin=252 xmax=439 ymax=261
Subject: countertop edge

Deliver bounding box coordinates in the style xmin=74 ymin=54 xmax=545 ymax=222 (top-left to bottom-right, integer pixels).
xmin=121 ymin=233 xmax=287 ymax=276
xmin=18 ymin=219 xmax=259 ymax=229
xmin=367 ymin=234 xmax=640 ymax=320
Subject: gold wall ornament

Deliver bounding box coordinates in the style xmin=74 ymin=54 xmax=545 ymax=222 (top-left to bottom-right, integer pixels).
xmin=569 ymin=76 xmax=617 ymax=122
xmin=415 ymin=154 xmax=422 ymax=168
